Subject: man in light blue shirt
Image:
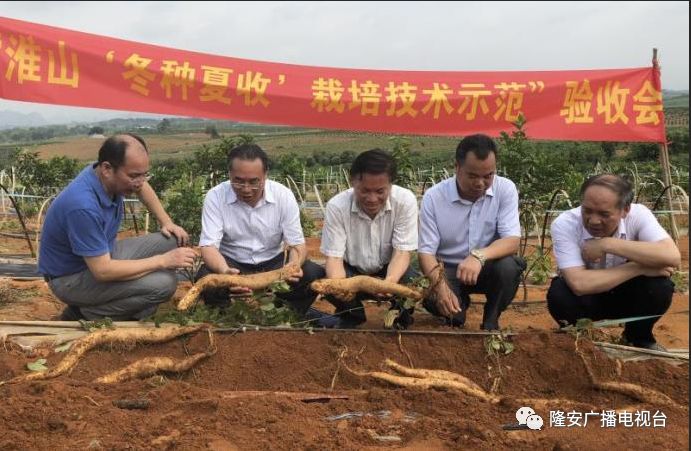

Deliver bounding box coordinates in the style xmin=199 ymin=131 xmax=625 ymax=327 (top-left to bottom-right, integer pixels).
xmin=418 ymin=134 xmax=525 ymax=330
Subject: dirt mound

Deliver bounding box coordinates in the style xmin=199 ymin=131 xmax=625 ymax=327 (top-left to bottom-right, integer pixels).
xmin=0 ymin=330 xmax=687 ymax=450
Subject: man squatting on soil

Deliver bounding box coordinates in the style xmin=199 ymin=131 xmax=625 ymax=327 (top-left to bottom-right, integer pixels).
xmin=547 ymin=174 xmax=680 ymax=351
xmin=39 ymin=134 xmax=197 ymax=321
xmin=319 ymin=149 xmax=419 ymax=328
xmin=42 ymin=136 xmax=678 ymax=345
xmin=195 ymin=144 xmax=323 ymax=315
xmin=417 ymin=134 xmax=526 ymax=331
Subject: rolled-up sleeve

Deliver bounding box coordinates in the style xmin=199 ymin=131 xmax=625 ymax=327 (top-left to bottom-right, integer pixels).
xmin=320 ymin=201 xmax=346 ymax=257
xmin=281 ymin=190 xmax=305 ymax=246
xmin=199 ymin=189 xmax=225 ymax=248
xmin=497 ymin=180 xmax=521 ymax=238
xmin=392 ymin=189 xmax=418 ymax=251
xmin=551 ymin=212 xmax=585 ymax=270
xmin=418 ymin=191 xmax=440 ymax=255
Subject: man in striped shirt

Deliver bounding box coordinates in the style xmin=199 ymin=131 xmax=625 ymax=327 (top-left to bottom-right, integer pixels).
xmin=197 ymin=144 xmax=323 ymax=315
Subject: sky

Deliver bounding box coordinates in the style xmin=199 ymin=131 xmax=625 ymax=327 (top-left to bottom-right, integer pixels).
xmin=0 ymin=1 xmax=688 ymax=124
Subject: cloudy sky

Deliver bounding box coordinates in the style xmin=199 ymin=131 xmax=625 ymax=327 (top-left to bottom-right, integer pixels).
xmin=1 ymin=1 xmax=688 ymax=123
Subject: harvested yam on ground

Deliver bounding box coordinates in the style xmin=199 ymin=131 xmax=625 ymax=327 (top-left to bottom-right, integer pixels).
xmin=383 ymin=359 xmax=487 ymax=394
xmin=1 ymin=324 xmax=207 ymax=385
xmin=96 ymin=329 xmax=216 ymax=383
xmin=577 ymin=348 xmax=683 ymax=409
xmin=345 ymin=359 xmax=500 ymax=403
xmin=310 ymin=276 xmax=423 ymax=302
xmin=177 ymin=264 xmax=302 ymax=311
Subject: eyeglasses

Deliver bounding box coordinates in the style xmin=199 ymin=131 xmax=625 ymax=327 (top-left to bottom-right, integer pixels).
xmin=230 ymin=179 xmax=263 ymax=191
xmin=127 ymin=172 xmax=152 ymax=182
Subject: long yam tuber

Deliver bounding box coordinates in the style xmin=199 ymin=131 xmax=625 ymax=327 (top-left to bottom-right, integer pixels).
xmin=3 ymin=324 xmax=207 ymax=384
xmin=177 ymin=264 xmax=301 ymax=310
xmin=310 ymin=276 xmax=423 ymax=302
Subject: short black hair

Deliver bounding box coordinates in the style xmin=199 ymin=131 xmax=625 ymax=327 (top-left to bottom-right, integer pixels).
xmin=227 ymin=144 xmax=269 ymax=172
xmin=580 ymin=174 xmax=634 ymax=209
xmin=455 ymin=134 xmax=497 ymax=164
xmin=349 ymin=148 xmax=397 ymax=182
xmin=97 ymin=133 xmax=148 ymax=170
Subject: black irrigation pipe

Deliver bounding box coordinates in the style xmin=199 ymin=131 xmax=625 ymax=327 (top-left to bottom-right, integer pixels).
xmin=211 ymin=325 xmax=519 ymax=336
xmin=0 ymin=181 xmax=35 ymax=258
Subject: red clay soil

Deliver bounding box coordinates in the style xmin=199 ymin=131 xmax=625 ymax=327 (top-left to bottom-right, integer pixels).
xmin=0 ymin=234 xmax=688 ymax=449
xmin=0 ymin=330 xmax=688 ymax=451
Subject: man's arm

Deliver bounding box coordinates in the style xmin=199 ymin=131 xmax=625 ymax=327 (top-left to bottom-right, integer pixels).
xmin=324 ymin=256 xmax=347 ymax=279
xmin=582 ymin=237 xmax=680 ymax=268
xmin=287 ymin=243 xmax=306 ymax=266
xmin=561 ymin=262 xmax=675 ymax=296
xmin=85 ymin=247 xmax=197 ymax=282
xmin=136 ymin=182 xmax=189 ymax=246
xmin=385 ymin=249 xmax=412 ymax=283
xmin=457 ymin=236 xmax=520 ymax=286
xmin=419 ymin=252 xmax=461 ymax=316
xmin=200 ymin=246 xmax=237 ymax=275
xmin=478 ymin=236 xmax=520 ymax=260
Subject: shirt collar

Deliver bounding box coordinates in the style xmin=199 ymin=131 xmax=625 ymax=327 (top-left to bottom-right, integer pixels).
xmin=445 ymin=176 xmax=494 ymax=204
xmin=88 ymin=164 xmax=119 ymax=207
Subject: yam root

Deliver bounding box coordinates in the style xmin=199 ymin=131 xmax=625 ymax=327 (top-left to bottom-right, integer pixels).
xmin=310 ymin=276 xmax=423 ymax=302
xmin=577 ymin=345 xmax=684 ymax=409
xmin=384 ymin=359 xmax=487 ymax=395
xmin=177 ymin=264 xmax=301 ymax=310
xmin=2 ymin=324 xmax=207 ymax=385
xmin=96 ymin=328 xmax=216 ymax=384
xmin=592 ymin=380 xmax=682 ymax=409
xmin=96 ymin=352 xmax=211 ymax=383
xmin=346 ymin=360 xmax=500 ymax=403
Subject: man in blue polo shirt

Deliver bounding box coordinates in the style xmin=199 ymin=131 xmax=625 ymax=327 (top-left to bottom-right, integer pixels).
xmin=39 ymin=134 xmax=197 ymax=321
xmin=418 ymin=134 xmax=525 ymax=330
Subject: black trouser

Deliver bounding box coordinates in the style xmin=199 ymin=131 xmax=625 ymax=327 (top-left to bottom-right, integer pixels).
xmin=424 ymin=256 xmax=526 ymax=330
xmin=196 ymin=253 xmax=325 ymax=315
xmin=547 ymin=276 xmax=674 ymax=345
xmin=326 ymin=262 xmax=419 ymax=327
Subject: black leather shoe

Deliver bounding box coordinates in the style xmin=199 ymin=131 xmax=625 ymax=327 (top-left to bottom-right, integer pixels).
xmin=422 ymin=298 xmax=466 ymax=327
xmin=392 ymin=307 xmax=415 ymax=330
xmin=59 ymin=305 xmax=85 ymax=321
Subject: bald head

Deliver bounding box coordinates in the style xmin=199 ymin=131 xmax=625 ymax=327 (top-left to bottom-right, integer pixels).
xmin=97 ymin=133 xmax=148 ymax=170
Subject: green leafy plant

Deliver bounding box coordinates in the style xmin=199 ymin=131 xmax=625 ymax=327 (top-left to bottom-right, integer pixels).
xmin=151 ymin=286 xmax=300 ymax=328
xmin=78 ymin=317 xmax=115 ymax=332
xmin=484 ymin=332 xmax=515 ymax=356
xmin=484 ymin=330 xmax=514 ymax=394
xmin=27 ymin=358 xmax=49 ymax=372
xmin=383 ymin=275 xmax=429 ymax=329
xmin=161 ymin=175 xmax=206 ymax=245
xmin=525 ymin=248 xmax=552 ymax=285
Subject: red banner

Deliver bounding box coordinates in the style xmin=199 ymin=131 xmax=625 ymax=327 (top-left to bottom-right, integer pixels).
xmin=1 ymin=17 xmax=666 ymax=142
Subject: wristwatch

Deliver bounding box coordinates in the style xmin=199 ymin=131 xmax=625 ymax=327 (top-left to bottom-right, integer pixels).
xmin=470 ymin=249 xmax=487 ymax=266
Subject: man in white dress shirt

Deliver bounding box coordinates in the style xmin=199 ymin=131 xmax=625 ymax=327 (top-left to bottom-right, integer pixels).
xmin=197 ymin=144 xmax=323 ymax=315
xmin=320 ymin=149 xmax=418 ymax=328
xmin=418 ymin=134 xmax=525 ymax=330
xmin=548 ymin=174 xmax=679 ymax=351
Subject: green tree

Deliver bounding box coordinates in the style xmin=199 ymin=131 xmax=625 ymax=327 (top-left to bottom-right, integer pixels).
xmin=205 ymin=124 xmax=221 ymax=139
xmin=157 ymin=118 xmax=172 ymax=133
xmin=161 ymin=174 xmax=206 ymax=245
